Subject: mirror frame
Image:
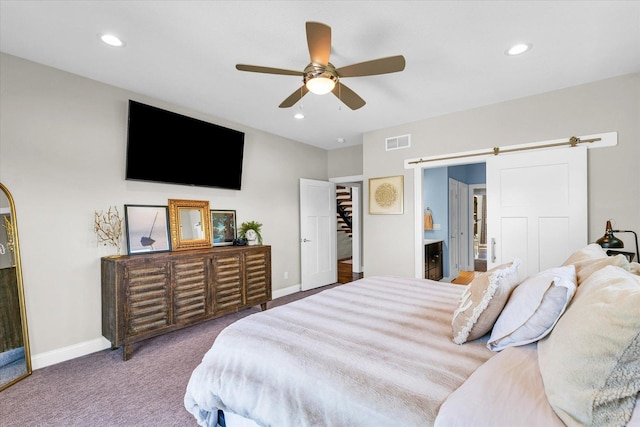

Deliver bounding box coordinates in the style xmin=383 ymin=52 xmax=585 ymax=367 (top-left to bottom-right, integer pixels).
xmin=168 ymin=199 xmax=212 ymax=251
xmin=0 ymin=182 xmax=32 ymax=391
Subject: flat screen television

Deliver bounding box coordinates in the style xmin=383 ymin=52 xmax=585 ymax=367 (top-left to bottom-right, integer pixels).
xmin=126 ymin=100 xmax=245 ymax=190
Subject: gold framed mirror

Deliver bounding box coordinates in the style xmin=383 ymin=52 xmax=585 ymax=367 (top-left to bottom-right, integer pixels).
xmin=168 ymin=199 xmax=212 ymax=251
xmin=0 ymin=182 xmax=31 ymax=391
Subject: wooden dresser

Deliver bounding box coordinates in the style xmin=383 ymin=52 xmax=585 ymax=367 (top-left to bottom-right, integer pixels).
xmin=101 ymin=245 xmax=271 ymax=360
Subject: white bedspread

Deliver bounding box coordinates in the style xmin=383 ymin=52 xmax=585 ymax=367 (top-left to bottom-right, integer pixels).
xmin=184 ymin=276 xmax=495 ymax=427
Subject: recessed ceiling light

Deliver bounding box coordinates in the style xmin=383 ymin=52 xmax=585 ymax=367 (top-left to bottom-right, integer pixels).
xmin=294 ymin=112 xmax=304 ymax=119
xmin=506 ymin=43 xmax=531 ymax=56
xmin=99 ymin=33 xmax=125 ymax=47
xmin=337 ymin=138 xmax=345 ymax=144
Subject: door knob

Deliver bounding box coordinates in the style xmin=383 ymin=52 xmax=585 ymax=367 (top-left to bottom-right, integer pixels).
xmin=302 ymin=238 xmax=311 ymax=243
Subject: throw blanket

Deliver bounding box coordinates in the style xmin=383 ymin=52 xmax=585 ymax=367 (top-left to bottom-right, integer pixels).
xmin=184 ymin=276 xmax=494 ymax=427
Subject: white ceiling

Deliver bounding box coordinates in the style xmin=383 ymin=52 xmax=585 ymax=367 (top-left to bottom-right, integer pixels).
xmin=1 ymin=1 xmax=639 ymax=150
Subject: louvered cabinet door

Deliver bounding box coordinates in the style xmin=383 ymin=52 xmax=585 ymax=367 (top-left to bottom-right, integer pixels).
xmin=124 ymin=261 xmax=171 ymax=337
xmin=211 ymin=252 xmax=244 ymax=315
xmin=244 ymin=247 xmax=271 ymax=307
xmin=172 ymin=257 xmax=208 ymax=324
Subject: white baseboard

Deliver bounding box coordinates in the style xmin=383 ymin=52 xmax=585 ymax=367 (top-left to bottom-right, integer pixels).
xmin=272 ymin=283 xmax=301 ymax=299
xmin=31 ymin=337 xmax=112 ymax=370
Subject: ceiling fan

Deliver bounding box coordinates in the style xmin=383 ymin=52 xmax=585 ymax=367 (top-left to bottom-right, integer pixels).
xmin=235 ymin=21 xmax=406 ymax=110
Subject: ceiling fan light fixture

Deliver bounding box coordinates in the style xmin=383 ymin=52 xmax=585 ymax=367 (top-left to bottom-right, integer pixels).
xmin=306 ymin=76 xmax=336 ymax=95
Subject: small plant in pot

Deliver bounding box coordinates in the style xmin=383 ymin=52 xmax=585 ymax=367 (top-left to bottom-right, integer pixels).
xmin=238 ymin=220 xmax=263 ymax=246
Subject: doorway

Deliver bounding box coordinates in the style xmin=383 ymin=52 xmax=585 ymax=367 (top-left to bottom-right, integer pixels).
xmin=330 ymin=176 xmax=363 ymax=277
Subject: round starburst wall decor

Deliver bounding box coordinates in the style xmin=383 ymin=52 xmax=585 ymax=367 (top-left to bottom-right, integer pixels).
xmin=375 ymin=183 xmax=398 ymax=208
xmin=369 ymin=175 xmax=404 ymax=214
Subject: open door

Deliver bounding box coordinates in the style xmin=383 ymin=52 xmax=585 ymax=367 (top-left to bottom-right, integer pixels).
xmin=300 ymin=178 xmax=337 ymax=290
xmin=486 ymin=146 xmax=588 ymax=280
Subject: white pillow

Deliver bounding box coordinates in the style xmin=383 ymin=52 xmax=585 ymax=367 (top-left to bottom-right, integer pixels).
xmin=435 ymin=344 xmax=565 ymax=427
xmin=487 ymin=265 xmax=576 ymax=351
xmin=435 ymin=343 xmax=640 ymax=427
xmin=451 ymin=259 xmax=521 ymax=344
xmin=538 ymin=265 xmax=640 ymax=426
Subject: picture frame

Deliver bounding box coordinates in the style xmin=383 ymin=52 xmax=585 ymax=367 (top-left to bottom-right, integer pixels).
xmin=168 ymin=199 xmax=212 ymax=251
xmin=369 ymin=175 xmax=404 ymax=214
xmin=210 ymin=210 xmax=237 ymax=246
xmin=124 ymin=205 xmax=171 ymax=255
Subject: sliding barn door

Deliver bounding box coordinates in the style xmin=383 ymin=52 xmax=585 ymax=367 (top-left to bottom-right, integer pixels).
xmin=486 ymin=146 xmax=587 ymax=280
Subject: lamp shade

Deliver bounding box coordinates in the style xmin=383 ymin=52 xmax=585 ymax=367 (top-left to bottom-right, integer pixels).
xmin=595 ymin=220 xmax=624 ymax=248
xmin=306 ymin=76 xmax=336 ymax=95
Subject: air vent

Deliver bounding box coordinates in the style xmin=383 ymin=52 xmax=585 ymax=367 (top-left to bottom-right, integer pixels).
xmin=385 ymin=134 xmax=411 ymax=151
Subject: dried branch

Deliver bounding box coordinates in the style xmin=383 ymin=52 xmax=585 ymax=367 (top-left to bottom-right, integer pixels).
xmin=94 ymin=206 xmax=123 ymax=255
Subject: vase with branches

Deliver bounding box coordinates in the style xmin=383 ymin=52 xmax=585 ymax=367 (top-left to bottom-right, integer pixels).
xmin=94 ymin=206 xmax=123 ymax=255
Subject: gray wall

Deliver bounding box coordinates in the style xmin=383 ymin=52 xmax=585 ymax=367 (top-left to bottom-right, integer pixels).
xmin=363 ymin=73 xmax=640 ymax=278
xmin=0 ymin=53 xmax=339 ymax=365
xmin=328 ymin=144 xmax=363 ymax=178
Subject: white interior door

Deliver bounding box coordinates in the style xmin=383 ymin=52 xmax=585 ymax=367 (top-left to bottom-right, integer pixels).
xmin=300 ymin=178 xmax=337 ymax=290
xmin=486 ymin=146 xmax=588 ymax=280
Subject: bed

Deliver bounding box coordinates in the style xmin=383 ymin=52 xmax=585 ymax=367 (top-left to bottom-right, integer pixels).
xmin=185 ymin=244 xmax=640 ymax=427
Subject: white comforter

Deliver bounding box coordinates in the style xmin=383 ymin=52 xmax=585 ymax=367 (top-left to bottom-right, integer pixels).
xmin=184 ymin=276 xmax=495 ymax=427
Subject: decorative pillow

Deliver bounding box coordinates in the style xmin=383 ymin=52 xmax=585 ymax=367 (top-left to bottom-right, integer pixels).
xmin=561 ymin=242 xmax=607 ymax=265
xmin=562 ymin=243 xmax=630 ymax=284
xmin=487 ymin=265 xmax=576 ymax=351
xmin=538 ymin=265 xmax=640 ymax=427
xmin=451 ymin=259 xmax=521 ymax=344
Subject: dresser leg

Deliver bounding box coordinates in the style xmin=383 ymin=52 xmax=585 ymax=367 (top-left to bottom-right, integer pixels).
xmin=260 ymin=302 xmax=268 ymax=311
xmin=122 ymin=344 xmax=133 ymax=361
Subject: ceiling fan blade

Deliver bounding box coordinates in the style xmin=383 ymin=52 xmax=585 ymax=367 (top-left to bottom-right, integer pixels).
xmin=279 ymin=85 xmax=309 ymax=108
xmin=332 ymin=82 xmax=366 ymax=110
xmin=336 ymin=55 xmax=406 ymax=78
xmin=236 ymin=64 xmax=303 ymax=76
xmin=306 ymin=21 xmax=331 ymax=66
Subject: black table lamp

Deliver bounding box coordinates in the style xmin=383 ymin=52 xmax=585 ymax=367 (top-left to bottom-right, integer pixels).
xmin=595 ymin=220 xmax=639 ymax=262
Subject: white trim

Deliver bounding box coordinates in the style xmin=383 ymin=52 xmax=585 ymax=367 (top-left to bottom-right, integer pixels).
xmin=329 ymin=175 xmax=363 ymax=184
xmin=413 ymin=167 xmax=424 ymax=278
xmin=31 ymin=337 xmax=112 ymax=369
xmin=404 ymin=131 xmax=618 ymax=170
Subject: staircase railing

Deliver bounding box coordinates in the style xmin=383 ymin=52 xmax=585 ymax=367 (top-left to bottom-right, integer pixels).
xmin=337 ymin=204 xmax=352 ymax=230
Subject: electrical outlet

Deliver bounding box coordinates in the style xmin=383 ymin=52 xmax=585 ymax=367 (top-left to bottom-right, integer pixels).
xmin=433 ymin=224 xmax=441 ymax=230
xmin=284 ymin=272 xmax=289 ymax=279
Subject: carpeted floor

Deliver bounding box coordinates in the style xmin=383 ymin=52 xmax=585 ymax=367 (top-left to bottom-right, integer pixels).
xmin=0 ymin=283 xmax=341 ymax=427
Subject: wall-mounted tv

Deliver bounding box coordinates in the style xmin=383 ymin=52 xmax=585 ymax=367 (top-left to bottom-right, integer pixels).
xmin=126 ymin=100 xmax=245 ymax=190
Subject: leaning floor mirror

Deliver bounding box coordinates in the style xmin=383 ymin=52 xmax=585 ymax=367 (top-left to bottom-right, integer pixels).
xmin=0 ymin=182 xmax=31 ymax=391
